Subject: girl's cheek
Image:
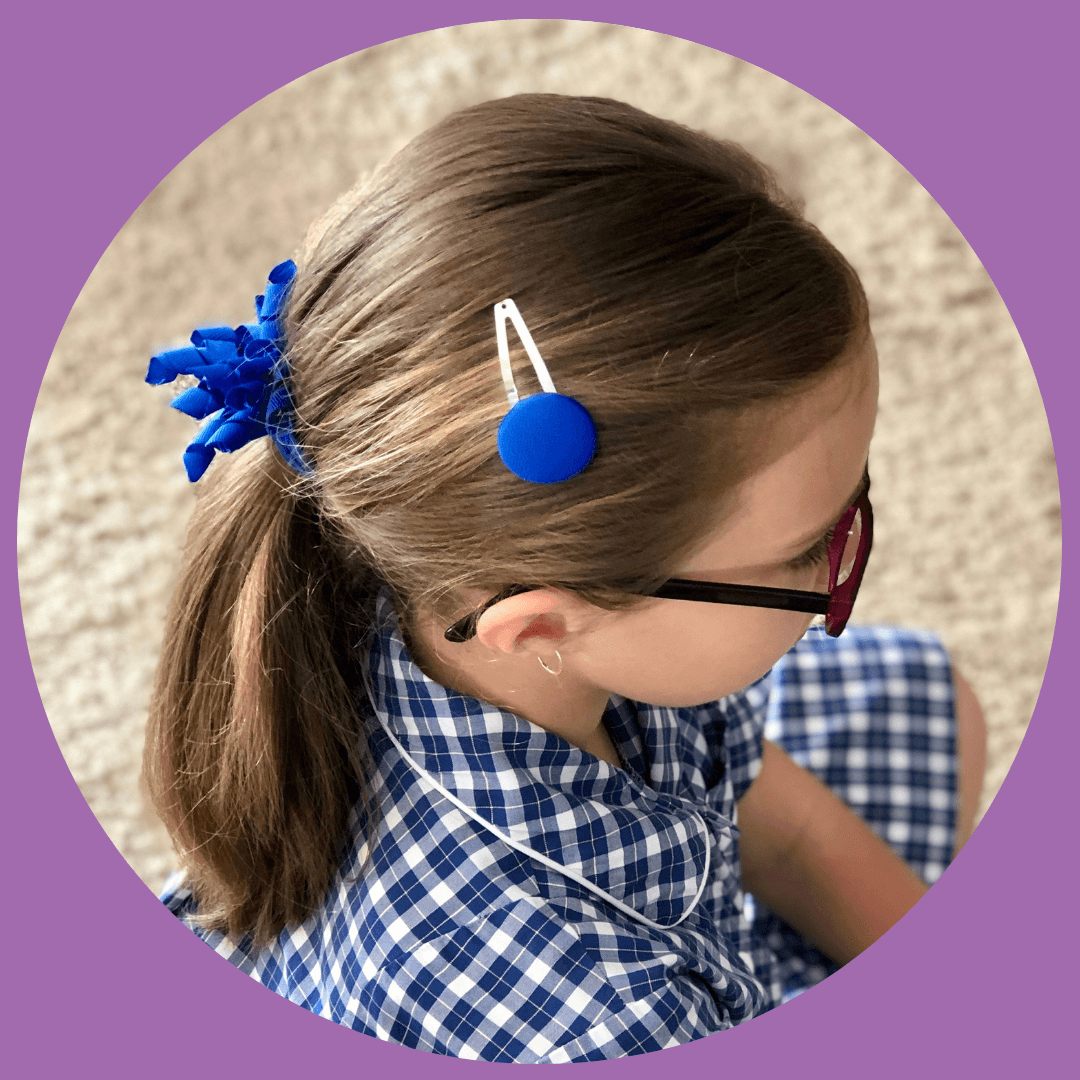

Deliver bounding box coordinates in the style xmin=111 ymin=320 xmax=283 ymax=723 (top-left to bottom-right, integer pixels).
xmin=687 ymin=619 xmax=813 ymax=699
xmin=600 ymin=605 xmax=815 ymax=703
xmin=728 ymin=615 xmax=816 ymax=679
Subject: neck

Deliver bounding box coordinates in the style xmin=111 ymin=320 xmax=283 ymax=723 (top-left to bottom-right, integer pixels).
xmin=410 ymin=622 xmax=621 ymax=767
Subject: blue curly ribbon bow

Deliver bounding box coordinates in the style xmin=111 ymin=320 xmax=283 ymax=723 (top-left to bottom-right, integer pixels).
xmin=146 ymin=260 xmax=311 ymax=482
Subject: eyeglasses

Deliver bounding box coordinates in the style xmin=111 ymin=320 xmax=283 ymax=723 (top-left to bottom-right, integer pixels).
xmin=444 ymin=476 xmax=873 ymax=643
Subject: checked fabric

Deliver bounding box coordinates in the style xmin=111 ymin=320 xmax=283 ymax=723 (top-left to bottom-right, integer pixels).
xmin=162 ymin=595 xmax=958 ymax=1061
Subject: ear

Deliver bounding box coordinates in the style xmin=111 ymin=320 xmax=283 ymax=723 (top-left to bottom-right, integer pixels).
xmin=474 ymin=589 xmax=589 ymax=656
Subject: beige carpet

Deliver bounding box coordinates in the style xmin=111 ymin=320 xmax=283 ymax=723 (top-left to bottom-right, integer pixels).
xmin=18 ymin=21 xmax=1060 ymax=893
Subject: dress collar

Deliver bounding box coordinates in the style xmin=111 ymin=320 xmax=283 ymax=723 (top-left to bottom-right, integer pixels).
xmin=365 ymin=590 xmax=732 ymax=929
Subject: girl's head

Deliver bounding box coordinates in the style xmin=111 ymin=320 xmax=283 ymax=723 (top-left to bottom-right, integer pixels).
xmin=147 ymin=94 xmax=870 ymax=942
xmin=285 ymin=93 xmax=868 ymax=650
xmin=426 ymin=328 xmax=877 ymax=725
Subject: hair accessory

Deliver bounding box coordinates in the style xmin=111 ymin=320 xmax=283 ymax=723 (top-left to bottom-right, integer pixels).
xmin=145 ymin=260 xmax=312 ymax=482
xmin=494 ymin=299 xmax=596 ymax=484
xmin=537 ymin=650 xmax=563 ymax=676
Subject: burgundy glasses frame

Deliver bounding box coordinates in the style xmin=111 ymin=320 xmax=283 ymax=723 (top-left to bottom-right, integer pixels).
xmin=444 ymin=485 xmax=873 ymax=644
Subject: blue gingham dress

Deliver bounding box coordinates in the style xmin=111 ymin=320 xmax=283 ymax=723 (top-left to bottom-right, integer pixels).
xmin=162 ymin=592 xmax=959 ymax=1061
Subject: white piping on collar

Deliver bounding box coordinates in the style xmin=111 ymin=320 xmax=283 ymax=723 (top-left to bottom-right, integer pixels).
xmin=377 ymin=717 xmax=712 ymax=932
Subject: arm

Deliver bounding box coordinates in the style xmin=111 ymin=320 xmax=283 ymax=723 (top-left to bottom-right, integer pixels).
xmin=736 ymin=738 xmax=928 ymax=966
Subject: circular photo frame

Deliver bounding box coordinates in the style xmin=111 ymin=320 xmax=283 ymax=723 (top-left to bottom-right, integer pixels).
xmin=9 ymin=5 xmax=1073 ymax=1076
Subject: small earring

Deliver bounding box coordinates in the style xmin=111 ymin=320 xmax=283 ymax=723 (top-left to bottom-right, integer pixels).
xmin=538 ymin=650 xmax=563 ymax=676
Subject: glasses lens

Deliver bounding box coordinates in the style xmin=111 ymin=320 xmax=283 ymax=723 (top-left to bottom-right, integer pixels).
xmin=825 ymin=494 xmax=873 ymax=638
xmin=835 ymin=508 xmax=863 ymax=586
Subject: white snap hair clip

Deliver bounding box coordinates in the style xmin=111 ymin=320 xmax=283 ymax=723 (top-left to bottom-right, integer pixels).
xmin=493 ymin=299 xmax=597 ymax=484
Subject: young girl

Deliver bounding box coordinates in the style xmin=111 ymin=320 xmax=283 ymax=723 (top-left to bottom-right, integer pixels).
xmin=147 ymin=94 xmax=985 ymax=1062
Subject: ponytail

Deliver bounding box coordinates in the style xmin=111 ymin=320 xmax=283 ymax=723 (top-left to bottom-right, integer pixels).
xmin=144 ymin=445 xmax=380 ymax=945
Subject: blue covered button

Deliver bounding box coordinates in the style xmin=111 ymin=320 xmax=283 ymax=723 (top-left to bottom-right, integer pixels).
xmin=497 ymin=392 xmax=597 ymax=484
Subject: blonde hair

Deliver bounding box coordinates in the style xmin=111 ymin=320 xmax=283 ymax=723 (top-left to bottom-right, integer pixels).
xmin=145 ymin=94 xmax=867 ymax=944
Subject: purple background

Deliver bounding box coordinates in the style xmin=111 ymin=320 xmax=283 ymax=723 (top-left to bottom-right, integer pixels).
xmin=6 ymin=2 xmax=1075 ymax=1075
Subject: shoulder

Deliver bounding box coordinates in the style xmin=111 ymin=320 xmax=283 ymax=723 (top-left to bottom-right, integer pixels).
xmin=356 ymin=892 xmax=733 ymax=1061
xmin=695 ymin=626 xmax=955 ymax=798
xmin=767 ymin=624 xmax=955 ymax=714
xmin=160 ymin=815 xmax=740 ymax=1060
